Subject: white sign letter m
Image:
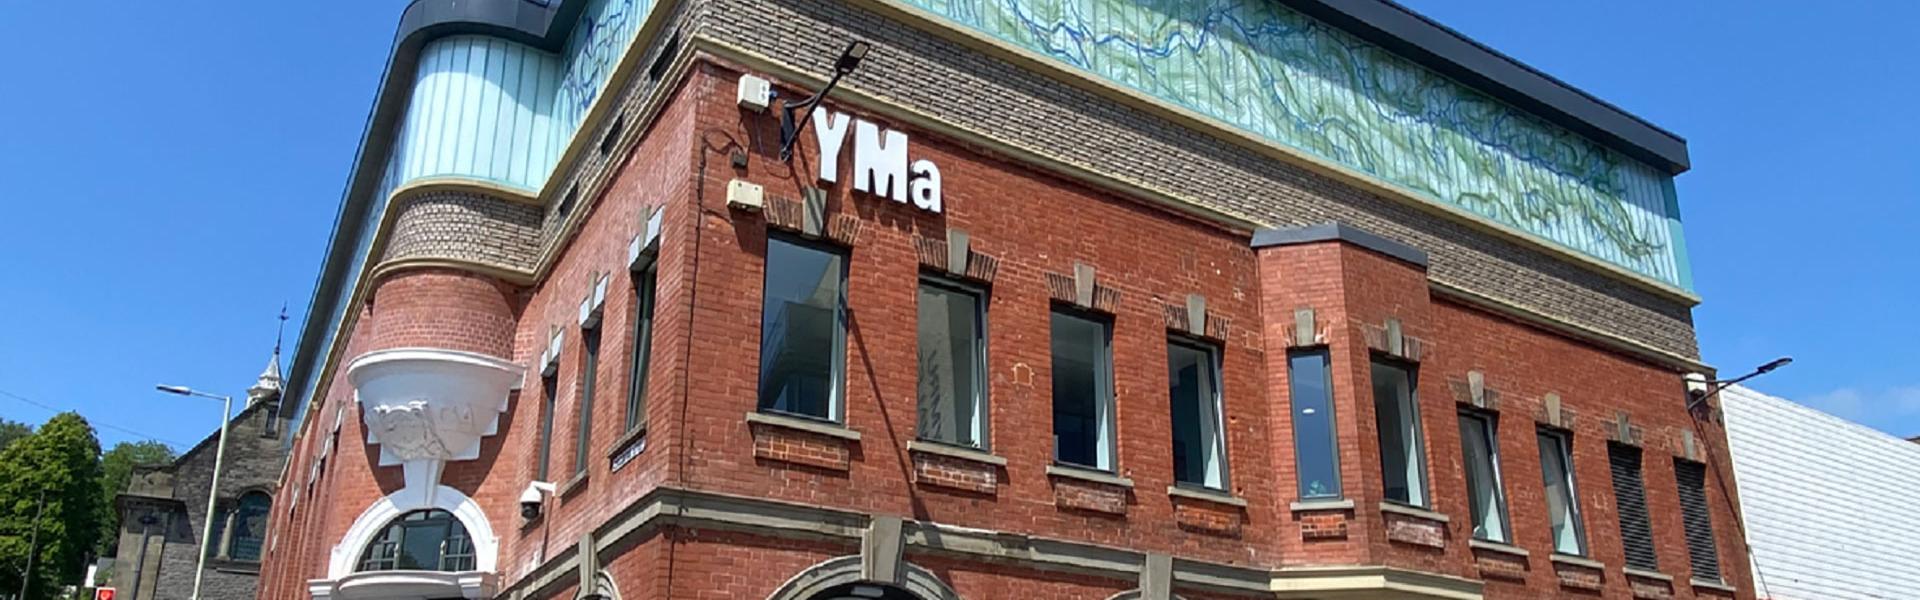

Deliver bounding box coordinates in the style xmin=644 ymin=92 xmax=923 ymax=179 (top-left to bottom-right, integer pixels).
xmin=852 ymin=119 xmax=909 ymax=203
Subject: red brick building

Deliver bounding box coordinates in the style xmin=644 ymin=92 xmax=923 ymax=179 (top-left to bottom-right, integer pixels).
xmin=256 ymin=1 xmax=1751 ymax=599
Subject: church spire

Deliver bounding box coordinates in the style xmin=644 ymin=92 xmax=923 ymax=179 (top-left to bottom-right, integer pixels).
xmin=247 ymin=304 xmax=288 ymax=406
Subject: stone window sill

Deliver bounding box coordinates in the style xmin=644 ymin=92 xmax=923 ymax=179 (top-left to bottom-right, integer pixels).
xmin=907 ymin=440 xmax=1006 ymax=466
xmin=1468 ymin=538 xmax=1531 ymax=558
xmin=1046 ymin=464 xmax=1133 ymax=488
xmin=607 ymin=425 xmax=648 ymax=459
xmin=1378 ymin=501 xmax=1450 ymax=523
xmin=557 ymin=471 xmax=589 ymax=499
xmin=1690 ymin=578 xmax=1736 ymax=593
xmin=1289 ymin=498 xmax=1354 ymax=512
xmin=1623 ymin=567 xmax=1673 ymax=582
xmin=745 ymin=411 xmax=861 ymax=441
xmin=1167 ymin=485 xmax=1247 ymax=507
xmin=1550 ymin=553 xmax=1605 ymax=570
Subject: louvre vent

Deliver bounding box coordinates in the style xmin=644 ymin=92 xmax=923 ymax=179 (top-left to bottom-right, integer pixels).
xmin=1674 ymin=458 xmax=1721 ymax=580
xmin=1608 ymin=443 xmax=1659 ymax=572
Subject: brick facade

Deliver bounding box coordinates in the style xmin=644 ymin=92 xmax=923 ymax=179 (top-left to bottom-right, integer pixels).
xmin=258 ymin=2 xmax=1749 ymax=599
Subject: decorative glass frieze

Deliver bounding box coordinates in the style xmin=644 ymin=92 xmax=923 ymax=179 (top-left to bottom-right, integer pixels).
xmin=900 ymin=0 xmax=1691 ymax=288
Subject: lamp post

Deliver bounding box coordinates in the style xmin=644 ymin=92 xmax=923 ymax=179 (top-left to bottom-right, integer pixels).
xmin=1685 ymin=357 xmax=1792 ymax=413
xmin=155 ymin=385 xmax=231 ymax=600
xmin=777 ymin=40 xmax=872 ymax=161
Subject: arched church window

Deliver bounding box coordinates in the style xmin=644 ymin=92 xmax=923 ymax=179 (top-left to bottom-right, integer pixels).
xmin=355 ymin=509 xmax=476 ymax=572
xmin=227 ymin=491 xmax=271 ymax=561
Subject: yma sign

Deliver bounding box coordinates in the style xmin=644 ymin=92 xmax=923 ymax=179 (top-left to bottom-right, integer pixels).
xmin=811 ymin=110 xmax=942 ymax=213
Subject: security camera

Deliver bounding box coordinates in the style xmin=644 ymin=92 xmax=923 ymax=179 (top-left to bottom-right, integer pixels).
xmin=521 ymin=481 xmax=558 ymax=520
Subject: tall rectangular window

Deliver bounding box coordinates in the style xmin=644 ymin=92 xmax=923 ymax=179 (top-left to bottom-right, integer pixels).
xmin=575 ymin=328 xmax=599 ymax=476
xmin=625 ymin=268 xmax=657 ymax=432
xmin=1168 ymin=340 xmax=1227 ymax=490
xmin=1538 ymin=429 xmax=1587 ymax=555
xmin=1372 ymin=360 xmax=1427 ymax=506
xmin=1289 ymin=351 xmax=1341 ymax=499
xmin=1674 ymin=459 xmax=1722 ymax=581
xmin=1458 ymin=411 xmax=1510 ymax=542
xmin=538 ymin=375 xmax=557 ymax=481
xmin=1608 ymin=443 xmax=1660 ymax=572
xmin=757 ymin=236 xmax=848 ymax=421
xmin=916 ymin=279 xmax=987 ymax=448
xmin=1051 ymin=310 xmax=1114 ymax=471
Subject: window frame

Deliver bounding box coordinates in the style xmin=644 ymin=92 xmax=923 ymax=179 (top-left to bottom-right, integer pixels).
xmin=1371 ymin=357 xmax=1429 ymax=507
xmin=624 ymin=265 xmax=657 ymax=433
xmin=354 ymin=509 xmax=476 ymax=573
xmin=538 ymin=374 xmax=557 ymax=482
xmin=914 ymin=275 xmax=990 ymax=450
xmin=575 ymin=325 xmax=600 ymax=477
xmin=1049 ymin=306 xmax=1117 ymax=472
xmin=755 ymin=234 xmax=851 ymax=423
xmin=1167 ymin=336 xmax=1229 ymax=491
xmin=1457 ymin=409 xmax=1512 ymax=543
xmin=1287 ymin=348 xmax=1342 ymax=500
xmin=1537 ymin=427 xmax=1589 ymax=556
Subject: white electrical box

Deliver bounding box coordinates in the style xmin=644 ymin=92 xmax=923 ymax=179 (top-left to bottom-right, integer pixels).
xmin=737 ymin=74 xmax=771 ymax=112
xmin=727 ymin=179 xmax=765 ymax=211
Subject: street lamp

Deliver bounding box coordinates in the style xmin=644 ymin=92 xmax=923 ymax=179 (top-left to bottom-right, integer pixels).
xmin=777 ymin=40 xmax=872 ymax=161
xmin=155 ymin=384 xmax=232 ymax=600
xmin=1685 ymin=357 xmax=1792 ymax=413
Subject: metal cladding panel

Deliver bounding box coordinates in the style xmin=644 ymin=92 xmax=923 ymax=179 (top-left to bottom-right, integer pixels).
xmin=1721 ymin=385 xmax=1920 ymax=600
xmin=896 ymin=0 xmax=1692 ymax=288
xmin=386 ymin=35 xmax=564 ymax=196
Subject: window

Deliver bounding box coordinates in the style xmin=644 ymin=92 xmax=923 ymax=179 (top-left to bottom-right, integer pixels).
xmin=1168 ymin=340 xmax=1227 ymax=489
xmin=1458 ymin=411 xmax=1510 ymax=542
xmin=1288 ymin=350 xmax=1341 ymax=499
xmin=356 ymin=510 xmax=475 ymax=572
xmin=227 ymin=492 xmax=271 ymax=562
xmin=538 ymin=375 xmax=557 ymax=481
xmin=1051 ymin=310 xmax=1114 ymax=470
xmin=1674 ymin=459 xmax=1721 ymax=580
xmin=576 ymin=327 xmax=599 ymax=477
xmin=757 ymin=236 xmax=848 ymax=420
xmin=916 ymin=279 xmax=987 ymax=448
xmin=626 ymin=267 xmax=657 ymax=431
xmin=1608 ymin=443 xmax=1659 ymax=572
xmin=1538 ymin=429 xmax=1587 ymax=555
xmin=1372 ymin=360 xmax=1426 ymax=506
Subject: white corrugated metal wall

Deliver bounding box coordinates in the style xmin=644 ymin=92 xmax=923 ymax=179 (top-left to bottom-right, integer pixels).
xmin=1721 ymin=385 xmax=1920 ymax=599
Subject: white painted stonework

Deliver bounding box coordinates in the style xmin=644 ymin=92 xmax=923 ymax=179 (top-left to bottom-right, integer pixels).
xmin=310 ymin=484 xmax=500 ymax=599
xmin=1720 ymin=385 xmax=1920 ymax=600
xmin=349 ymin=347 xmax=523 ymax=496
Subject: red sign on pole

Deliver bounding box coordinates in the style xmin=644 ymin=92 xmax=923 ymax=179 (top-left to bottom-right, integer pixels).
xmin=94 ymin=588 xmax=116 ymax=600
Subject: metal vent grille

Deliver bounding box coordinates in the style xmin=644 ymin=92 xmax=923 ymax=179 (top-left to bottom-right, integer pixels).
xmin=1608 ymin=443 xmax=1659 ymax=571
xmin=1674 ymin=458 xmax=1722 ymax=580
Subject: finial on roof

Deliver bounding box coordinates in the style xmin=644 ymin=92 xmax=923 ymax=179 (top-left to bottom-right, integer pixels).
xmin=247 ymin=304 xmax=289 ymax=406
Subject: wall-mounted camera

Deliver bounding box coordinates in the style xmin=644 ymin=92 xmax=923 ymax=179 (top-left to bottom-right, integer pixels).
xmin=520 ymin=481 xmax=558 ymax=520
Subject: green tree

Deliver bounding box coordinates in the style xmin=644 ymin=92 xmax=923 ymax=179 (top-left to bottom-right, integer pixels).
xmin=0 ymin=413 xmax=104 ymax=600
xmin=0 ymin=419 xmax=29 ymax=453
xmin=95 ymin=441 xmax=176 ymax=555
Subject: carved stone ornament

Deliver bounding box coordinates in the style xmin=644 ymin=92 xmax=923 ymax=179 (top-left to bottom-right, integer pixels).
xmin=350 ymin=348 xmax=524 ymax=497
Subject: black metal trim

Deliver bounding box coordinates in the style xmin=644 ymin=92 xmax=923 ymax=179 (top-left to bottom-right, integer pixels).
xmin=1278 ymin=0 xmax=1690 ymax=173
xmin=1251 ymin=223 xmax=1429 ymax=269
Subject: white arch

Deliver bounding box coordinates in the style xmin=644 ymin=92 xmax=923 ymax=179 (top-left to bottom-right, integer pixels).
xmin=328 ymin=484 xmax=499 ymax=578
xmin=765 ymin=555 xmax=960 ymax=600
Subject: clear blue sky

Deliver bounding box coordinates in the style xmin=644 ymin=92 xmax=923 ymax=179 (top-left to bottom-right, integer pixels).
xmin=1 ymin=2 xmax=1915 ymax=450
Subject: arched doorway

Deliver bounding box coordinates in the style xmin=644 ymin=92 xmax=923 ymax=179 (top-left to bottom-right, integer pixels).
xmin=766 ymin=556 xmax=960 ymax=600
xmin=806 ymin=582 xmax=924 ymax=600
